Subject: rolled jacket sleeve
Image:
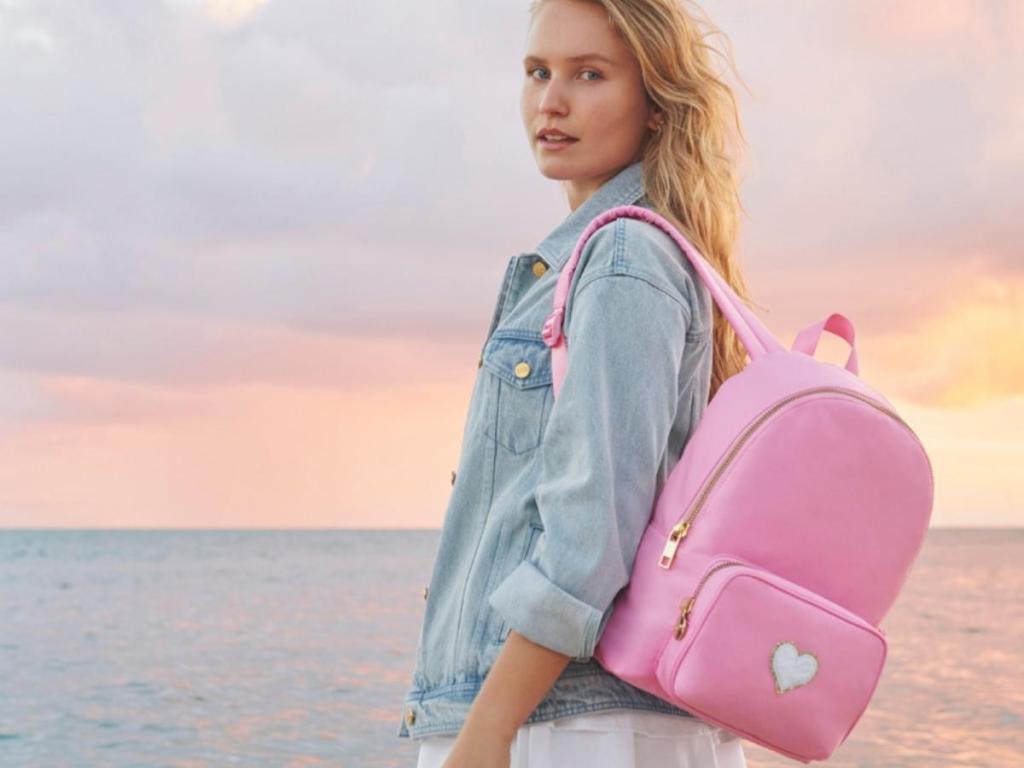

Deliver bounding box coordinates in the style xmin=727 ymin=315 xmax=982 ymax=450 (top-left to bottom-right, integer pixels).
xmin=487 ymin=269 xmax=692 ymax=661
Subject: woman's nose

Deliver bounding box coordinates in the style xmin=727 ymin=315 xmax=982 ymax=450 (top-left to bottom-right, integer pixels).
xmin=538 ymin=81 xmax=569 ymax=114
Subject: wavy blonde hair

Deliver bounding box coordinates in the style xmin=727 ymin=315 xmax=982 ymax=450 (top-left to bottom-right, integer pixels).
xmin=529 ymin=0 xmax=763 ymax=400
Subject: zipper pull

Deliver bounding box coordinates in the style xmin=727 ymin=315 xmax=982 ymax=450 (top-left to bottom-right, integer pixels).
xmin=658 ymin=521 xmax=691 ymax=569
xmin=674 ymin=596 xmax=695 ymax=640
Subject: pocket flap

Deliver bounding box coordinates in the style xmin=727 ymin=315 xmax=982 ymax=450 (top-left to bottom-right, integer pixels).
xmin=482 ymin=330 xmax=552 ymax=390
xmin=655 ymin=562 xmax=887 ymax=762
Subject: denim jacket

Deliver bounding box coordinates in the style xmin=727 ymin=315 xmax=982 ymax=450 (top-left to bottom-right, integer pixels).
xmin=397 ymin=160 xmax=714 ymax=740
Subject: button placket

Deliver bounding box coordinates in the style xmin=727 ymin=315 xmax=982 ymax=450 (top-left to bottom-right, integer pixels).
xmin=479 ymin=254 xmax=526 ymax=368
xmin=485 ymin=256 xmax=521 ymax=341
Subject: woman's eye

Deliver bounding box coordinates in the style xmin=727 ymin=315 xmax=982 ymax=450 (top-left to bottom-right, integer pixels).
xmin=526 ymin=67 xmax=602 ymax=81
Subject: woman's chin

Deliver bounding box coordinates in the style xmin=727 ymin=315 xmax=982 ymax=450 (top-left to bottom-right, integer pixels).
xmin=534 ymin=152 xmax=577 ymax=179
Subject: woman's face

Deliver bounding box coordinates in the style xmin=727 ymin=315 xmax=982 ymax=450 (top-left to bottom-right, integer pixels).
xmin=521 ymin=0 xmax=659 ymax=210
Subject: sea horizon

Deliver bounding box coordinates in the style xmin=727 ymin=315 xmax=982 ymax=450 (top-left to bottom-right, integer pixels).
xmin=2 ymin=527 xmax=1021 ymax=766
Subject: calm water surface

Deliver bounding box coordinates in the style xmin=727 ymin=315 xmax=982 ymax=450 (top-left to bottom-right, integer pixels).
xmin=0 ymin=528 xmax=1021 ymax=767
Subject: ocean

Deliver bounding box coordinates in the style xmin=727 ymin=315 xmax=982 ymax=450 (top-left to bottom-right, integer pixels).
xmin=1 ymin=528 xmax=1021 ymax=767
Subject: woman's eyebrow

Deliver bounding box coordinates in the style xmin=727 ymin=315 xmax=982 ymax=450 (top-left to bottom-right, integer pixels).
xmin=523 ymin=53 xmax=617 ymax=66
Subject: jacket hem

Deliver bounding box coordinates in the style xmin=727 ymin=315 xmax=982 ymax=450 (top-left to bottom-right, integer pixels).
xmin=396 ymin=664 xmax=697 ymax=740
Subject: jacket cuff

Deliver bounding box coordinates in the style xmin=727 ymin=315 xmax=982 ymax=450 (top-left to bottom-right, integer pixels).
xmin=487 ymin=559 xmax=604 ymax=661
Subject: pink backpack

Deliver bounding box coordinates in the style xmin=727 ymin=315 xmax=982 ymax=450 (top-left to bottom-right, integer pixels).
xmin=540 ymin=205 xmax=934 ymax=763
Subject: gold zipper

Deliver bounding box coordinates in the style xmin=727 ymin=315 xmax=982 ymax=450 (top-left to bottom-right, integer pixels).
xmin=659 ymin=385 xmax=923 ymax=570
xmin=673 ymin=559 xmax=745 ymax=640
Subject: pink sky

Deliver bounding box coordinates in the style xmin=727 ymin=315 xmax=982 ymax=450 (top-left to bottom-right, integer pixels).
xmin=0 ymin=0 xmax=1020 ymax=528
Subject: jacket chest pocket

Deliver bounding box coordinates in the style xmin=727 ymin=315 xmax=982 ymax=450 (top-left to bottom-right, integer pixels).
xmin=480 ymin=330 xmax=553 ymax=455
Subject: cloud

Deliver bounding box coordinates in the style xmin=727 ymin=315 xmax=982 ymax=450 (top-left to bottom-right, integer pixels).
xmin=162 ymin=0 xmax=270 ymax=28
xmin=0 ymin=0 xmax=1020 ymax=527
xmin=12 ymin=24 xmax=54 ymax=52
xmin=870 ymin=271 xmax=1024 ymax=408
xmin=0 ymin=1 xmax=1020 ymax=404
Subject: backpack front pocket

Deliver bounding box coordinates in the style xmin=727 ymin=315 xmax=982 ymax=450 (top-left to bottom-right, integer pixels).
xmin=654 ymin=560 xmax=887 ymax=763
xmin=480 ymin=330 xmax=553 ymax=455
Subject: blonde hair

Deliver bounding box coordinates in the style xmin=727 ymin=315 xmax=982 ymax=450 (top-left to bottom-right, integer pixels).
xmin=528 ymin=0 xmax=763 ymax=401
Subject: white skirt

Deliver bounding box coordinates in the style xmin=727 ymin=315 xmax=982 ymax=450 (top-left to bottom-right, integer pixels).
xmin=415 ymin=708 xmax=747 ymax=768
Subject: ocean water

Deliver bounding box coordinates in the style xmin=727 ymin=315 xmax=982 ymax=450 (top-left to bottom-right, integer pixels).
xmin=0 ymin=528 xmax=1021 ymax=767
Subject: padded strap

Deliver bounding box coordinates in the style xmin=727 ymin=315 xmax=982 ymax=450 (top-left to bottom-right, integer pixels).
xmin=542 ymin=205 xmax=786 ymax=397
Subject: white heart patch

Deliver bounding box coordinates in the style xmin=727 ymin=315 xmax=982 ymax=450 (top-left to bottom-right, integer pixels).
xmin=771 ymin=641 xmax=818 ymax=694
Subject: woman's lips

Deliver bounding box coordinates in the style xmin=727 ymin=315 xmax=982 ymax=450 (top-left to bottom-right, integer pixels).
xmin=538 ymin=135 xmax=579 ymax=151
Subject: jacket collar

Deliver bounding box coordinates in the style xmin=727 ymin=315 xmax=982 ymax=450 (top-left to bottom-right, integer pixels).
xmin=533 ymin=160 xmax=647 ymax=271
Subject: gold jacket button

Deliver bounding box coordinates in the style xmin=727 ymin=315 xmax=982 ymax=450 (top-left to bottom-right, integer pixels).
xmin=450 ymin=470 xmax=457 ymax=485
xmin=514 ymin=361 xmax=531 ymax=379
xmin=406 ymin=708 xmax=416 ymax=726
xmin=423 ymin=585 xmax=429 ymax=600
xmin=532 ymin=260 xmax=548 ymax=277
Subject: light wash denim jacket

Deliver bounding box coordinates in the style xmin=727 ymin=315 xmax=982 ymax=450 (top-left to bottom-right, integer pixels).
xmin=397 ymin=160 xmax=714 ymax=740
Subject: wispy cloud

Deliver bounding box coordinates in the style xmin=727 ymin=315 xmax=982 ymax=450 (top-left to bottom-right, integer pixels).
xmin=0 ymin=1 xmax=1019 ymax=526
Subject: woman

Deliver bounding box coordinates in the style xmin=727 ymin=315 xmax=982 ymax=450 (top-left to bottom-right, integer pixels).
xmin=398 ymin=0 xmax=757 ymax=765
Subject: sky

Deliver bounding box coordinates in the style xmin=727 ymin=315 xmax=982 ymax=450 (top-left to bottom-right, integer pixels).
xmin=0 ymin=0 xmax=1020 ymax=529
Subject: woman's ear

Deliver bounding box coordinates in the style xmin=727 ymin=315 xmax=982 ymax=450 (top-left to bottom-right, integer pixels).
xmin=648 ymin=109 xmax=664 ymax=133
xmin=645 ymin=95 xmax=664 ymax=132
